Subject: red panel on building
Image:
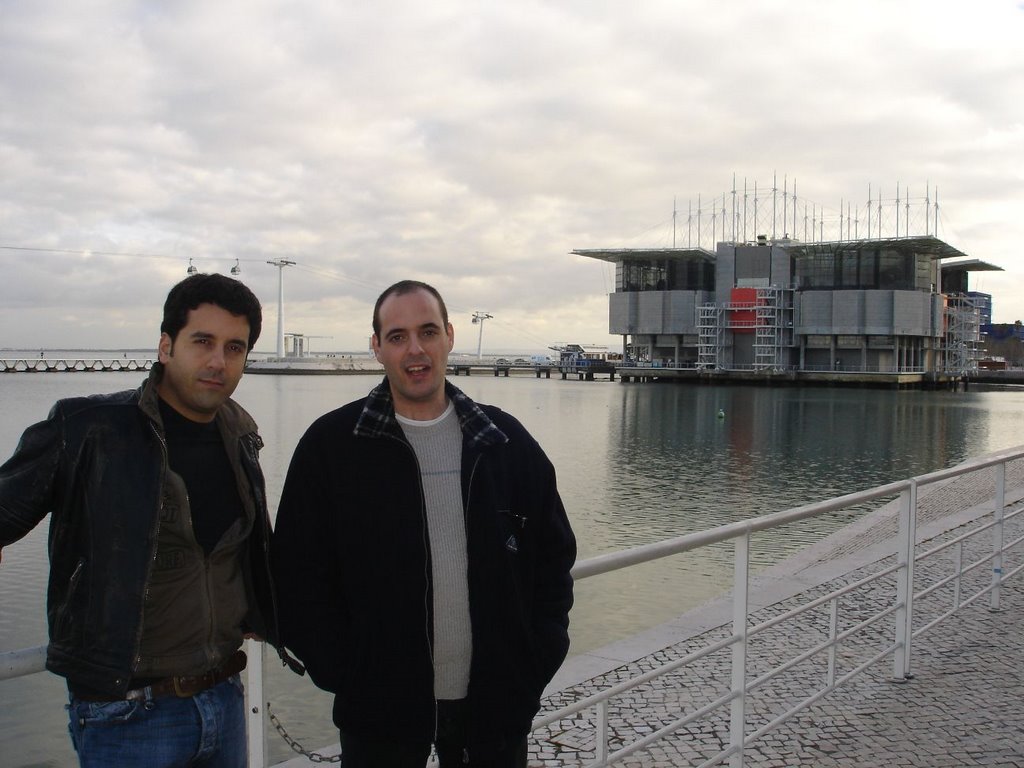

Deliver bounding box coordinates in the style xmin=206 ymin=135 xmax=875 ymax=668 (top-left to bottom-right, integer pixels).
xmin=730 ymin=287 xmax=757 ymax=333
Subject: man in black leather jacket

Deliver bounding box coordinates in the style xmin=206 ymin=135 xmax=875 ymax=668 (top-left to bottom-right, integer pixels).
xmin=0 ymin=273 xmax=283 ymax=768
xmin=273 ymin=280 xmax=576 ymax=767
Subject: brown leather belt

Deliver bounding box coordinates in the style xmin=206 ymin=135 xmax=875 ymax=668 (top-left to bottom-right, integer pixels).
xmin=80 ymin=650 xmax=247 ymax=703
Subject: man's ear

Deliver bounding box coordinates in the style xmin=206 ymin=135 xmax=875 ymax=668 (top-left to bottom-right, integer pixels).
xmin=158 ymin=333 xmax=173 ymax=363
xmin=371 ymin=334 xmax=381 ymax=359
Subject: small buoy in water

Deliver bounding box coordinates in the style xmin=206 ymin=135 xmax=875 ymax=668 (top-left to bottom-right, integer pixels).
xmin=717 ymin=409 xmax=725 ymax=419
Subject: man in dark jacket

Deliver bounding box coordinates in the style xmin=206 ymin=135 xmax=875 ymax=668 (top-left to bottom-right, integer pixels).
xmin=0 ymin=273 xmax=281 ymax=768
xmin=273 ymin=280 xmax=576 ymax=767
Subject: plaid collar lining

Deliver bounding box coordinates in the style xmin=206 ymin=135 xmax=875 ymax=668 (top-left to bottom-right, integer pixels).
xmin=354 ymin=377 xmax=508 ymax=450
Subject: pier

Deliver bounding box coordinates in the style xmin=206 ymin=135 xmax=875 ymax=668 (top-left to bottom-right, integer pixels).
xmin=447 ymin=362 xmax=615 ymax=380
xmin=0 ymin=357 xmax=155 ymax=373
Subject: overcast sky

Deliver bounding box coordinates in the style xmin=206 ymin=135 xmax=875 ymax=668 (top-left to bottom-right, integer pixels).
xmin=2 ymin=0 xmax=1022 ymax=355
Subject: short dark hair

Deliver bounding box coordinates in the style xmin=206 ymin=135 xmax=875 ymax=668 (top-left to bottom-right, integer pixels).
xmin=372 ymin=280 xmax=449 ymax=338
xmin=161 ymin=273 xmax=263 ymax=349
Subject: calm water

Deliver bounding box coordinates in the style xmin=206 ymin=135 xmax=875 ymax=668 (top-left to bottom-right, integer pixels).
xmin=2 ymin=367 xmax=1023 ymax=766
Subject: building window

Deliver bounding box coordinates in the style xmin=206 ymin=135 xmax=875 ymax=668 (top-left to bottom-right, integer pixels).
xmin=796 ymin=248 xmax=925 ymax=291
xmin=618 ymin=258 xmax=713 ymax=292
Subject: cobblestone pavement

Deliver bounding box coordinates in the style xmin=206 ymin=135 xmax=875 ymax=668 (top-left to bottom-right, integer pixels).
xmin=532 ymin=458 xmax=1024 ymax=767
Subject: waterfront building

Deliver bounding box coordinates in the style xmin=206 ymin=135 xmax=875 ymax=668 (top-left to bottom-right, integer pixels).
xmin=967 ymin=291 xmax=993 ymax=326
xmin=575 ymin=198 xmax=1002 ymax=384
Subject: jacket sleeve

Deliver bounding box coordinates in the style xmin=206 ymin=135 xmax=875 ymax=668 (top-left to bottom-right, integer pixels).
xmin=529 ymin=449 xmax=577 ymax=688
xmin=0 ymin=406 xmax=62 ymax=548
xmin=271 ymin=428 xmax=348 ymax=692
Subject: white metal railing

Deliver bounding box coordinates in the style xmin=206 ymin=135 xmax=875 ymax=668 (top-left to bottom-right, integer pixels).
xmin=3 ymin=446 xmax=1022 ymax=767
xmin=530 ymin=445 xmax=1023 ymax=767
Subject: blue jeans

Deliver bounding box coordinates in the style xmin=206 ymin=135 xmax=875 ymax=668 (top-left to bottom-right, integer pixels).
xmin=67 ymin=676 xmax=246 ymax=768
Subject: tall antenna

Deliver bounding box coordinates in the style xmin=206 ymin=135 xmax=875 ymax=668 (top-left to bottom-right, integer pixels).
xmin=925 ymin=182 xmax=931 ymax=236
xmin=687 ymin=200 xmax=692 ymax=248
xmin=905 ymin=187 xmax=911 ymax=237
xmin=753 ymin=181 xmax=759 ymax=239
xmin=672 ymin=196 xmax=677 ymax=248
xmin=792 ymin=177 xmax=797 ymax=239
xmin=867 ymin=183 xmax=872 ymax=240
xmin=731 ymin=173 xmax=737 ymax=243
xmin=782 ymin=174 xmax=788 ymax=238
xmin=772 ymin=171 xmax=778 ymax=241
xmin=697 ymin=194 xmax=702 ymax=250
xmin=743 ymin=178 xmax=748 ymax=243
xmin=895 ymin=182 xmax=900 ymax=237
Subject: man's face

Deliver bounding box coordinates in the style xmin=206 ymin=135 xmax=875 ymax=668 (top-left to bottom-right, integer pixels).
xmin=156 ymin=303 xmax=251 ymax=423
xmin=372 ymin=288 xmax=454 ymax=420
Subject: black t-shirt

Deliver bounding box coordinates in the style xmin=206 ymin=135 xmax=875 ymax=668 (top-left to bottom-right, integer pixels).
xmin=158 ymin=398 xmax=243 ymax=554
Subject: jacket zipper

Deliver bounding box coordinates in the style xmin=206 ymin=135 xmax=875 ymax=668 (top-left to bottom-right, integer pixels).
xmin=132 ymin=421 xmax=168 ymax=682
xmin=385 ymin=431 xmax=438 ymax=739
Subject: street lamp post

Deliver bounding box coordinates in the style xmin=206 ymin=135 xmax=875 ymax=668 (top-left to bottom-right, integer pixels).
xmin=471 ymin=311 xmax=493 ymax=361
xmin=266 ymin=259 xmax=295 ymax=359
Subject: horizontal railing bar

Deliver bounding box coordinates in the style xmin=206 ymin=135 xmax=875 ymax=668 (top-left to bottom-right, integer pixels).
xmin=1005 ymin=532 xmax=1024 ymax=551
xmin=748 ymin=600 xmax=901 ymax=694
xmin=747 ymin=561 xmax=902 ymax=639
xmin=914 ymin=532 xmax=1021 ymax=605
xmin=0 ymin=645 xmax=46 ymax=679
xmin=1004 ymin=559 xmax=1024 ymax=581
xmin=914 ymin=604 xmax=971 ymax=638
xmin=918 ymin=520 xmax=998 ymax=559
xmin=572 ymin=483 xmax=907 ymax=580
xmin=922 ymin=581 xmax=996 ymax=625
xmin=744 ymin=642 xmax=897 ymax=747
xmin=534 ymin=630 xmax=741 ymax=729
xmin=914 ymin=549 xmax=992 ymax=598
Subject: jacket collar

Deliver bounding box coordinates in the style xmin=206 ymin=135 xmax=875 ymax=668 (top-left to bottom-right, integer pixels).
xmin=136 ymin=362 xmax=258 ymax=440
xmin=355 ymin=377 xmax=508 ymax=449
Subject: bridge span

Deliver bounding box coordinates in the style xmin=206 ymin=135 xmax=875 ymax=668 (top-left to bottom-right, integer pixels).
xmin=0 ymin=357 xmax=155 ymax=373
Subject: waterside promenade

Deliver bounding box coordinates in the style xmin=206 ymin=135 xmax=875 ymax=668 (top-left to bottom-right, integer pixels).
xmin=276 ymin=456 xmax=1024 ymax=767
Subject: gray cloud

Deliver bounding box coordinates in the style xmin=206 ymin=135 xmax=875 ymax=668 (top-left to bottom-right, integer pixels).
xmin=2 ymin=0 xmax=1023 ymax=352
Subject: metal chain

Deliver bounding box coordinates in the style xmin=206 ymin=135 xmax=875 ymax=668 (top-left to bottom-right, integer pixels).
xmin=267 ymin=702 xmax=342 ymax=763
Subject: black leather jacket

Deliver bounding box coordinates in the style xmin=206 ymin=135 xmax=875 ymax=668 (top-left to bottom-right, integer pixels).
xmin=0 ymin=366 xmax=281 ymax=696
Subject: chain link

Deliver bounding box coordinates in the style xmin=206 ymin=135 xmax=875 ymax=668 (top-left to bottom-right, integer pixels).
xmin=267 ymin=702 xmax=342 ymax=763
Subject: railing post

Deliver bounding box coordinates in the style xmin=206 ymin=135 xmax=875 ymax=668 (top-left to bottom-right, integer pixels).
xmin=953 ymin=541 xmax=963 ymax=609
xmin=729 ymin=531 xmax=750 ymax=768
xmin=595 ymin=699 xmax=609 ymax=765
xmin=990 ymin=461 xmax=1006 ymax=611
xmin=893 ymin=481 xmax=917 ymax=680
xmin=246 ymin=638 xmax=266 ymax=768
xmin=827 ymin=597 xmax=839 ymax=687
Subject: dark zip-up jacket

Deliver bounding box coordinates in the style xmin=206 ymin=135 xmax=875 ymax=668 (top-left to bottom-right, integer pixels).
xmin=0 ymin=365 xmax=280 ymax=696
xmin=272 ymin=379 xmax=576 ymax=751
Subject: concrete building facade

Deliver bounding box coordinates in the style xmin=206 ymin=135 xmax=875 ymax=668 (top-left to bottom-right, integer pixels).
xmin=576 ymin=235 xmax=998 ymax=384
